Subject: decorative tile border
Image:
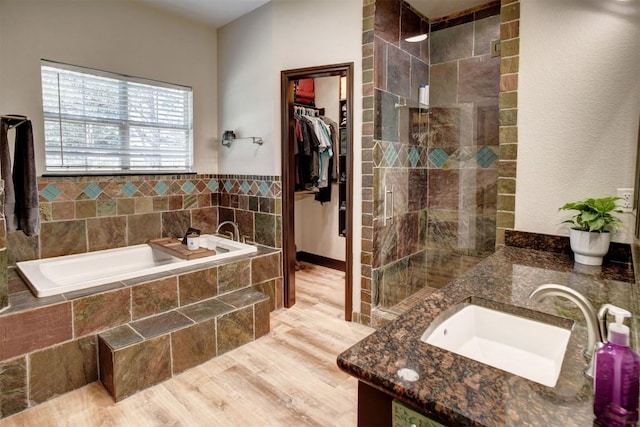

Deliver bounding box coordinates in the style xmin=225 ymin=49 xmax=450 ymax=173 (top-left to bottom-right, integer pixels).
xmin=373 ymin=141 xmax=498 ymax=169
xmin=216 ymin=174 xmax=281 ymax=198
xmin=38 ymin=175 xmax=218 ymax=203
xmin=38 ymin=174 xmax=281 ymax=203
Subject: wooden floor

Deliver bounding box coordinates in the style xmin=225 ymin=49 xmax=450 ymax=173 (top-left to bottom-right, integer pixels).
xmin=1 ymin=263 xmax=373 ymax=427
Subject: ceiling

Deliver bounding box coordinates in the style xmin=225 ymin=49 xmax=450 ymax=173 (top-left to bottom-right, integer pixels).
xmin=135 ymin=0 xmax=488 ymax=28
xmin=135 ymin=0 xmax=271 ymax=28
xmin=409 ymin=0 xmax=489 ymax=19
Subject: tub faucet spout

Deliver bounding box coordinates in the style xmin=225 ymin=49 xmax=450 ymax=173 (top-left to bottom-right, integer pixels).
xmin=529 ymin=283 xmax=605 ymax=377
xmin=216 ymin=221 xmax=240 ymax=241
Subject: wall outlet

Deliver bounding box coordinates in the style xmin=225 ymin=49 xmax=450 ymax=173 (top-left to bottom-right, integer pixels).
xmin=616 ymin=188 xmax=634 ymax=212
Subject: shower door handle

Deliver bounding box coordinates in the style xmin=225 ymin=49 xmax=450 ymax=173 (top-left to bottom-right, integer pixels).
xmin=384 ymin=185 xmax=394 ymax=226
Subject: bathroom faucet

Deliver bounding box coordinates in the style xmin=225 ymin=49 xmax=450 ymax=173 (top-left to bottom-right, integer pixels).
xmin=215 ymin=221 xmax=240 ymax=242
xmin=529 ymin=284 xmax=606 ymax=377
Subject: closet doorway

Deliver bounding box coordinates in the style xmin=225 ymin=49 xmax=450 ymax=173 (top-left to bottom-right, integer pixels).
xmin=280 ymin=63 xmax=354 ymax=321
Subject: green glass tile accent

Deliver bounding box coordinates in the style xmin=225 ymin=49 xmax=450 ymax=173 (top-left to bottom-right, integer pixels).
xmin=476 ymin=146 xmax=498 ymax=168
xmin=122 ymin=182 xmax=138 ymax=197
xmin=207 ymin=179 xmax=218 ymax=192
xmin=383 ymin=144 xmax=398 ymax=166
xmin=409 ymin=147 xmax=420 ymax=167
xmin=83 ymin=183 xmax=102 ymax=200
xmin=224 ymin=180 xmax=233 ymax=192
xmin=258 ymin=181 xmax=270 ymax=196
xmin=41 ymin=183 xmax=62 ymax=201
xmin=240 ymin=181 xmax=251 ymax=194
xmin=429 ymin=148 xmax=449 ymax=168
xmin=154 ymin=181 xmax=168 ymax=195
xmin=182 ymin=180 xmax=195 ymax=194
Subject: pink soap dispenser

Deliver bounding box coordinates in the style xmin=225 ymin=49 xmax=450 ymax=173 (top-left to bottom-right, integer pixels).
xmin=593 ymin=305 xmax=640 ymax=427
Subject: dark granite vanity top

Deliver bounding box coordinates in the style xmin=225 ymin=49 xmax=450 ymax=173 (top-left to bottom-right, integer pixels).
xmin=338 ymin=245 xmax=639 ymax=426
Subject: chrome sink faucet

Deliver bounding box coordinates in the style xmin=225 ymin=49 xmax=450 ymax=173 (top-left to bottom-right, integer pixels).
xmin=529 ymin=284 xmax=606 ymax=377
xmin=215 ymin=221 xmax=240 ymax=241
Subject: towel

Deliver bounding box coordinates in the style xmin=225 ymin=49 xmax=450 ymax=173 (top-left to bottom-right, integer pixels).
xmin=0 ymin=120 xmax=17 ymax=232
xmin=12 ymin=120 xmax=40 ymax=236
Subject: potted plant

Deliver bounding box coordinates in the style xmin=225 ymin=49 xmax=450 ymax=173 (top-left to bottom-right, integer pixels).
xmin=559 ymin=196 xmax=624 ymax=266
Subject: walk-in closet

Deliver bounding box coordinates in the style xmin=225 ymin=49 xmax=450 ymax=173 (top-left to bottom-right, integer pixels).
xmin=281 ymin=63 xmax=354 ymax=320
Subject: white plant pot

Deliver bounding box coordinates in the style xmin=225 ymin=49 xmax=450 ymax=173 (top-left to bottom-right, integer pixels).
xmin=569 ymin=228 xmax=611 ymax=266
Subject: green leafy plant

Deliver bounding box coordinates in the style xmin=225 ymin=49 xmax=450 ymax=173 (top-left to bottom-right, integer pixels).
xmin=559 ymin=197 xmax=624 ymax=233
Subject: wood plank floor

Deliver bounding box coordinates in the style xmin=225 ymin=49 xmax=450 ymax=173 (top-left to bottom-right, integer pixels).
xmin=0 ymin=263 xmax=373 ymax=427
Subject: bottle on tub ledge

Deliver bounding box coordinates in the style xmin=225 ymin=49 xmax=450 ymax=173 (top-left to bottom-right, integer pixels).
xmin=593 ymin=305 xmax=640 ymax=427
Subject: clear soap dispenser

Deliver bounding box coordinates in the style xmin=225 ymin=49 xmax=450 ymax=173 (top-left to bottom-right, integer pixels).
xmin=593 ymin=305 xmax=640 ymax=427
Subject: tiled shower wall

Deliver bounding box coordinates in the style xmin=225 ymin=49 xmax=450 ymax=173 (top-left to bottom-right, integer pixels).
xmin=370 ymin=0 xmax=431 ymax=311
xmin=424 ymin=6 xmax=501 ymax=265
xmin=7 ymin=174 xmax=281 ymax=265
xmin=365 ymin=0 xmax=501 ymax=317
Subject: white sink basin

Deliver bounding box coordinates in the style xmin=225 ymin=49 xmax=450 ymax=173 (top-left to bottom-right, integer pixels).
xmin=421 ymin=304 xmax=571 ymax=387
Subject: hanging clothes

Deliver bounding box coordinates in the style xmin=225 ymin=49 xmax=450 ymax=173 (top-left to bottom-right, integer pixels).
xmin=294 ymin=114 xmax=320 ymax=191
xmin=315 ymin=116 xmax=338 ymax=204
xmin=0 ymin=116 xmax=40 ymax=236
xmin=293 ymin=105 xmax=336 ymax=202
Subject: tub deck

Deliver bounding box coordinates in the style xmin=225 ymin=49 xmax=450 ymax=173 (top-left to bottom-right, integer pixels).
xmin=17 ymin=235 xmax=258 ymax=297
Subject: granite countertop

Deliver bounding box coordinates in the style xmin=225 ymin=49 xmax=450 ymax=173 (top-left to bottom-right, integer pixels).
xmin=338 ymin=246 xmax=639 ymax=427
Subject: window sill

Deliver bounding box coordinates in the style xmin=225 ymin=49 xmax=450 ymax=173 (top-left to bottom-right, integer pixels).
xmin=42 ymin=171 xmax=198 ymax=178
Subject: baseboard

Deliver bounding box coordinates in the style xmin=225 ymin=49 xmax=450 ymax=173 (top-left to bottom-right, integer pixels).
xmin=296 ymin=251 xmax=346 ymax=272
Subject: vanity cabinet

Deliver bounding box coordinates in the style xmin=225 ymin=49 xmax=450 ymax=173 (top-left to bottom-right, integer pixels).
xmin=393 ymin=400 xmax=445 ymax=427
xmin=357 ymin=381 xmax=446 ymax=427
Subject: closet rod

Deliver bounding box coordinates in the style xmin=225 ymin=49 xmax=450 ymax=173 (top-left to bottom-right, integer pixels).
xmin=293 ymin=104 xmax=325 ymax=117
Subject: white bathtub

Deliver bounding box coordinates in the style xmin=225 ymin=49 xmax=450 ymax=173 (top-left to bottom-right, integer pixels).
xmin=16 ymin=235 xmax=258 ymax=297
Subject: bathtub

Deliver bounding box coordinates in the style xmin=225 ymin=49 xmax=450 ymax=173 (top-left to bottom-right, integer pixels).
xmin=17 ymin=235 xmax=258 ymax=297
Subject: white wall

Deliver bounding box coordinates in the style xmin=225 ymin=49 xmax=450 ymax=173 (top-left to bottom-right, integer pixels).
xmin=217 ymin=3 xmax=275 ymax=174
xmin=218 ymin=0 xmax=363 ymax=311
xmin=0 ymin=0 xmax=218 ymax=174
xmin=516 ymin=0 xmax=640 ymax=242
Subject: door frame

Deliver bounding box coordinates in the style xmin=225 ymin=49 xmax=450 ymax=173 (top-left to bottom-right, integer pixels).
xmin=280 ymin=62 xmax=354 ymax=321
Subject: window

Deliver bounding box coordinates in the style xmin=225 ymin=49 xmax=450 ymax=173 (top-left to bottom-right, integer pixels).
xmin=41 ymin=60 xmax=193 ymax=174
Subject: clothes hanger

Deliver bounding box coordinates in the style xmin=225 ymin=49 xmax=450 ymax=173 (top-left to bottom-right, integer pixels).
xmin=1 ymin=114 xmax=29 ymax=129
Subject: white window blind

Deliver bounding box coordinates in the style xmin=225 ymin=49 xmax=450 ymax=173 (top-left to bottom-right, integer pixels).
xmin=41 ymin=60 xmax=193 ymax=174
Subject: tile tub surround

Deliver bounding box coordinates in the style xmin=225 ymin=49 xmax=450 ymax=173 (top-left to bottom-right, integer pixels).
xmin=8 ymin=174 xmax=281 ymax=265
xmin=338 ymin=245 xmax=638 ymax=426
xmin=0 ymin=247 xmax=281 ymax=419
